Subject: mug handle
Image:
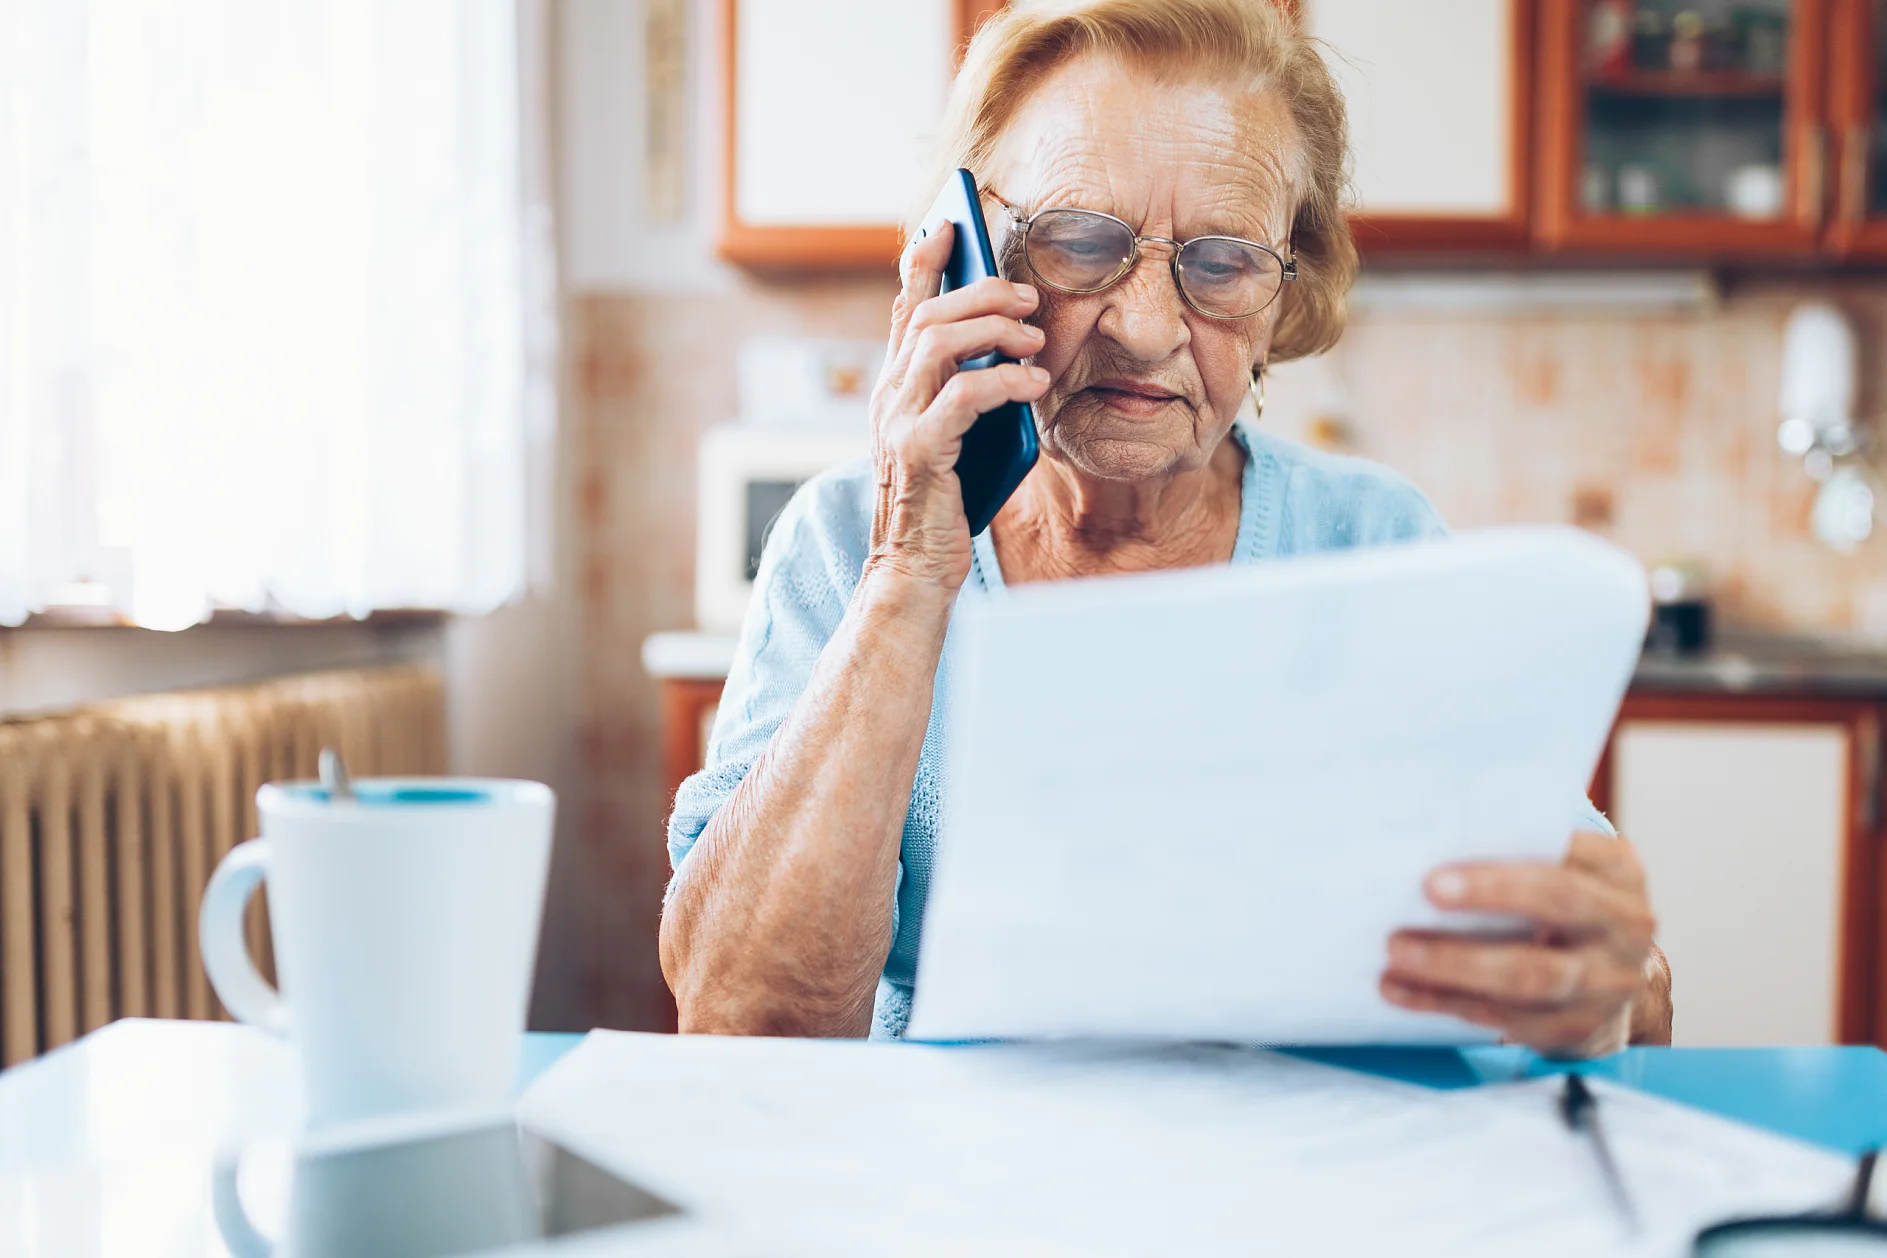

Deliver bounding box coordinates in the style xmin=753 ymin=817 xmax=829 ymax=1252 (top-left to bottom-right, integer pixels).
xmin=211 ymin=1143 xmax=275 ymax=1258
xmin=199 ymin=838 xmax=290 ymax=1036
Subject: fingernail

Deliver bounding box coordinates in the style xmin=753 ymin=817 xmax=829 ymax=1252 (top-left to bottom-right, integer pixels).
xmin=1428 ymin=870 xmax=1467 ymax=905
xmin=1392 ymin=939 xmax=1428 ymax=968
xmin=1016 ymin=284 xmax=1038 ymax=303
xmin=1029 ymin=366 xmax=1050 ymax=383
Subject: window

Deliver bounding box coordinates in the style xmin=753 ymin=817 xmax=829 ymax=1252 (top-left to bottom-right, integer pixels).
xmin=0 ymin=0 xmax=554 ymax=629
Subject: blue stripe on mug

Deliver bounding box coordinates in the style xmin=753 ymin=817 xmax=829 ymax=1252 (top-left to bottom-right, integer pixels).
xmin=286 ymin=785 xmax=493 ymax=805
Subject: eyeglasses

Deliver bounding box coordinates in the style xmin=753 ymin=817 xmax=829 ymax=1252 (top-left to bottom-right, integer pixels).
xmin=1692 ymin=1147 xmax=1887 ymax=1255
xmin=984 ymin=188 xmax=1297 ymax=321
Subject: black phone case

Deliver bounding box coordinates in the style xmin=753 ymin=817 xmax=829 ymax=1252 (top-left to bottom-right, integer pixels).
xmin=921 ymin=169 xmax=1040 ymax=537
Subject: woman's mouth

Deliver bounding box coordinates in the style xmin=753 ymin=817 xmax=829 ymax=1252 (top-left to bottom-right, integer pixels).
xmin=1088 ymin=379 xmax=1183 ymax=418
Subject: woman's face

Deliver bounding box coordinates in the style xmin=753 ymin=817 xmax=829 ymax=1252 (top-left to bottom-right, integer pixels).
xmin=982 ymin=56 xmax=1301 ymax=484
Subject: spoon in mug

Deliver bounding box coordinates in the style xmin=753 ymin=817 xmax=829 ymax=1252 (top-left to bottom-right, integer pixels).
xmin=319 ymin=748 xmax=355 ymax=802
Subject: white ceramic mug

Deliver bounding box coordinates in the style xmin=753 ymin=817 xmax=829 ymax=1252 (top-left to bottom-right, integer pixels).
xmin=199 ymin=779 xmax=555 ymax=1128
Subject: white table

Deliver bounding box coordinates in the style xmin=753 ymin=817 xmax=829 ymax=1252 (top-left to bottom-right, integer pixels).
xmin=10 ymin=1019 xmax=1884 ymax=1256
xmin=0 ymin=1021 xmax=738 ymax=1258
xmin=0 ymin=1020 xmax=299 ymax=1176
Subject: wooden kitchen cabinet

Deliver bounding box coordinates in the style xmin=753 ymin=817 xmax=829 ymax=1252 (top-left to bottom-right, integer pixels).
xmin=1537 ymin=0 xmax=1831 ymax=255
xmin=1591 ymin=693 xmax=1882 ymax=1047
xmin=1306 ymin=0 xmax=1534 ymax=250
xmin=722 ymin=0 xmax=1887 ymax=265
xmin=717 ymin=0 xmax=994 ymax=267
xmin=661 ymin=679 xmax=724 ymax=807
xmin=722 ymin=0 xmax=1534 ymax=266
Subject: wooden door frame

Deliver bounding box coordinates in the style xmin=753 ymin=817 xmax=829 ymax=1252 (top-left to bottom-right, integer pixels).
xmin=1535 ymin=0 xmax=1832 ymax=255
xmin=1592 ymin=691 xmax=1884 ymax=1047
xmin=1824 ymin=0 xmax=1887 ymax=255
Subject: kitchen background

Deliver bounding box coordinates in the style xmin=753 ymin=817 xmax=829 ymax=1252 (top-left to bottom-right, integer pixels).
xmin=8 ymin=0 xmax=1887 ymax=1058
xmin=567 ymin=0 xmax=1887 ymax=1039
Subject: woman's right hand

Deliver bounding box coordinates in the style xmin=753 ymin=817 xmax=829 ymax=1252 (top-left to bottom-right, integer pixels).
xmin=866 ymin=221 xmax=1051 ymax=593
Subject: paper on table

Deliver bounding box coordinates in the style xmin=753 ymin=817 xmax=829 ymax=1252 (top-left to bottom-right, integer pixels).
xmin=908 ymin=526 xmax=1649 ymax=1044
xmin=517 ymin=1031 xmax=1854 ymax=1258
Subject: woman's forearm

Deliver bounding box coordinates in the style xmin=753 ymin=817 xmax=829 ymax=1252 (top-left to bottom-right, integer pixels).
xmin=659 ymin=567 xmax=955 ymax=1037
xmin=662 ymin=224 xmax=1046 ymax=1037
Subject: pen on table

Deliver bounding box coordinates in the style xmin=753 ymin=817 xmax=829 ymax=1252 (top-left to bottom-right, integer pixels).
xmin=1560 ymin=1072 xmax=1641 ymax=1234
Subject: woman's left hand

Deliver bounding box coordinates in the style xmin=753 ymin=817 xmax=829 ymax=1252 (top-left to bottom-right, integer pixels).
xmin=1381 ymin=831 xmax=1660 ymax=1058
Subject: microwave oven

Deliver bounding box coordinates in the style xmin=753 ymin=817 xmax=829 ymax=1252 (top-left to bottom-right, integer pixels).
xmin=695 ymin=424 xmax=870 ymax=632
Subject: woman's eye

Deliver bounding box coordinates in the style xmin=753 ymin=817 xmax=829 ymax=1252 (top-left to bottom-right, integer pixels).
xmin=1186 ymin=250 xmax=1259 ymax=287
xmin=1195 ymin=255 xmax=1251 ymax=278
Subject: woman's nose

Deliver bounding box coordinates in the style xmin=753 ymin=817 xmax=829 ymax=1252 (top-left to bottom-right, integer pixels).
xmin=1095 ymin=251 xmax=1190 ymax=362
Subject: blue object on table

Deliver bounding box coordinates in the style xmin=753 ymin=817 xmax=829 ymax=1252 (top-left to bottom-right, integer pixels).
xmin=1279 ymin=1044 xmax=1887 ymax=1157
xmin=518 ymin=1031 xmax=585 ymax=1093
xmin=518 ymin=1034 xmax=1887 ymax=1155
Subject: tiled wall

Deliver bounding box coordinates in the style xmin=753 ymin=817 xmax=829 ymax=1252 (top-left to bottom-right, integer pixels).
xmin=1318 ymin=281 xmax=1887 ymax=634
xmin=568 ymin=273 xmax=1887 ymax=1029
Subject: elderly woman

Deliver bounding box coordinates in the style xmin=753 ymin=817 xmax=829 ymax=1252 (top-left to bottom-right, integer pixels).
xmin=662 ymin=0 xmax=1672 ymax=1056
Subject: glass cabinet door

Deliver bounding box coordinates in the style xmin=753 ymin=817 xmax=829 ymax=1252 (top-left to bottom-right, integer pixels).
xmin=1540 ymin=0 xmax=1828 ymax=252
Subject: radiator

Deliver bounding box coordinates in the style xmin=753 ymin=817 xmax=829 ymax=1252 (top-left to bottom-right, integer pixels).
xmin=0 ymin=665 xmax=445 ymax=1066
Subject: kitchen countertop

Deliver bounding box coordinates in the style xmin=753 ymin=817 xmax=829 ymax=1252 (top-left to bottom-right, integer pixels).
xmin=1633 ymin=635 xmax=1887 ymax=697
xmin=642 ymin=631 xmax=739 ymax=680
xmin=644 ymin=629 xmax=1887 ymax=698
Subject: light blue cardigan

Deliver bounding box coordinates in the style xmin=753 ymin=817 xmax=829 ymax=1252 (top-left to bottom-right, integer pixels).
xmin=667 ymin=424 xmax=1609 ymax=1037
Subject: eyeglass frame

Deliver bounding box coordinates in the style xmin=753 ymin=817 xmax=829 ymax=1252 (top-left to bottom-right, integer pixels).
xmin=983 ymin=188 xmax=1298 ymax=322
xmin=1692 ymin=1146 xmax=1887 ymax=1253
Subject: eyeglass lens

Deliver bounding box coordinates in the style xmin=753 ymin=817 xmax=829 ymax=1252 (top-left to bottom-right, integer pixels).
xmin=1022 ymin=208 xmax=1285 ymax=318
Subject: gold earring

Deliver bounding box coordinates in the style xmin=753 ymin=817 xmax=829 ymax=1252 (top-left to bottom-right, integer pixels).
xmin=1249 ymin=365 xmax=1266 ymax=421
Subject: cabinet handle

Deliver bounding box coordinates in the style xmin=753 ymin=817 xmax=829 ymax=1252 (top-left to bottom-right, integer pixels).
xmin=1843 ymin=126 xmax=1872 ymax=227
xmin=1800 ymin=124 xmax=1828 ymax=232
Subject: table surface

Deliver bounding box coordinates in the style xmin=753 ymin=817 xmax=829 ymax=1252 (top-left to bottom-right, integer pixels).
xmin=4 ymin=1021 xmax=1887 ymax=1177
xmin=523 ymin=1033 xmax=1887 ymax=1155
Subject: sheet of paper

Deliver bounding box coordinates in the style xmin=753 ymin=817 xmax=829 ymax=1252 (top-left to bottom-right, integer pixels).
xmin=909 ymin=526 xmax=1649 ymax=1044
xmin=517 ymin=1031 xmax=1853 ymax=1258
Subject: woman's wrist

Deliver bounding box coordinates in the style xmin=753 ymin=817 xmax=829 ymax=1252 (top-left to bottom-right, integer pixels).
xmin=838 ymin=560 xmax=961 ymax=686
xmin=858 ymin=556 xmax=964 ymax=622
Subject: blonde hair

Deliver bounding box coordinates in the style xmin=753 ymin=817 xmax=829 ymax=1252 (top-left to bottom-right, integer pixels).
xmin=920 ymin=0 xmax=1355 ymax=362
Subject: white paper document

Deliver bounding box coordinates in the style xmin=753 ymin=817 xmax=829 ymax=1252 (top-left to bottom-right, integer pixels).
xmin=909 ymin=526 xmax=1649 ymax=1044
xmin=518 ymin=1031 xmax=1853 ymax=1257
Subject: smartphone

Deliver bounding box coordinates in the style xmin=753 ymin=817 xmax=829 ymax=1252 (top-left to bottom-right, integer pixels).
xmin=919 ymin=168 xmax=1040 ymax=537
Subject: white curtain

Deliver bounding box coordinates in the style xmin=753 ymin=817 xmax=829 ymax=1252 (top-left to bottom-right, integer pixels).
xmin=0 ymin=0 xmax=555 ymax=630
